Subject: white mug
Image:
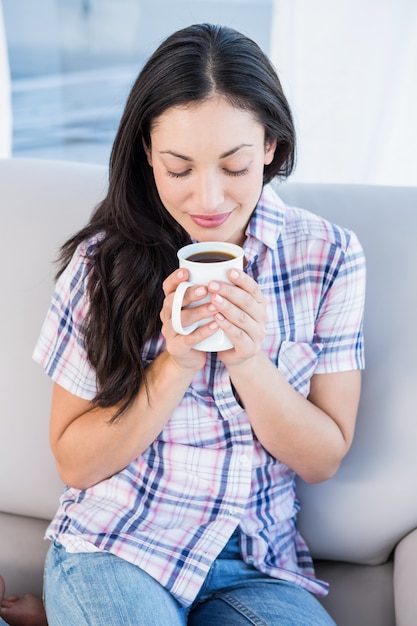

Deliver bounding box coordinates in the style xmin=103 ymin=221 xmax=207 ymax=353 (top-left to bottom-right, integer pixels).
xmin=171 ymin=241 xmax=244 ymax=351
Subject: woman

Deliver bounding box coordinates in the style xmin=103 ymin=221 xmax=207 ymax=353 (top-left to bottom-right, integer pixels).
xmin=34 ymin=23 xmax=365 ymax=625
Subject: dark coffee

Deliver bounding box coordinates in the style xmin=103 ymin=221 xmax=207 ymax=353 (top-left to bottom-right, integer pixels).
xmin=187 ymin=251 xmax=237 ymax=263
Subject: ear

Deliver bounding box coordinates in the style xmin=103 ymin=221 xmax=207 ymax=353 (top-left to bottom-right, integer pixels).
xmin=142 ymin=136 xmax=153 ymax=167
xmin=264 ymin=138 xmax=277 ymax=166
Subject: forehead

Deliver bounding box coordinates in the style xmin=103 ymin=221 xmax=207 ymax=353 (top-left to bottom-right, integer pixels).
xmin=150 ymin=95 xmax=265 ymax=147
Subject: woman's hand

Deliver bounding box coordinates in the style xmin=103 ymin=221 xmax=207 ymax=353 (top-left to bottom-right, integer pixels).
xmin=161 ymin=266 xmax=267 ymax=369
xmin=161 ymin=268 xmax=220 ymax=370
xmin=206 ymin=268 xmax=268 ymax=365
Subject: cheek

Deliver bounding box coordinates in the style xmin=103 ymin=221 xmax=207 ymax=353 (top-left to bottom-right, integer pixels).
xmin=153 ymin=173 xmax=185 ymax=208
xmin=152 ymin=169 xmax=170 ymax=197
xmin=151 ymin=164 xmax=165 ymax=187
xmin=242 ymin=165 xmax=266 ymax=195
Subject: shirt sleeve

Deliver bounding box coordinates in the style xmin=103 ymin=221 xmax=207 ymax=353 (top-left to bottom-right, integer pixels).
xmin=32 ymin=240 xmax=98 ymax=400
xmin=314 ymin=228 xmax=366 ymax=373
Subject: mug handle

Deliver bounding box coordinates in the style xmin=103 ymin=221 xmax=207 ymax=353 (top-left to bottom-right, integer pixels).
xmin=171 ymin=281 xmax=200 ymax=335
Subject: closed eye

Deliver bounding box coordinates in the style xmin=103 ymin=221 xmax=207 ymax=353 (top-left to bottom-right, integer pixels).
xmin=225 ymin=168 xmax=249 ymax=177
xmin=167 ymin=167 xmax=249 ymax=179
xmin=167 ymin=170 xmax=191 ymax=179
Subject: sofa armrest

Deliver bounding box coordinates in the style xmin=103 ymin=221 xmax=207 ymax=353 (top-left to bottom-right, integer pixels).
xmin=0 ymin=512 xmax=49 ymax=597
xmin=394 ymin=528 xmax=417 ymax=625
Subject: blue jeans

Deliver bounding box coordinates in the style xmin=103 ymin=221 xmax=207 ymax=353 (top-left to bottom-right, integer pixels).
xmin=44 ymin=533 xmax=335 ymax=625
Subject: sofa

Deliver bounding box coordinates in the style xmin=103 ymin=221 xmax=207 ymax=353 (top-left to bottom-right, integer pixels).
xmin=0 ymin=157 xmax=416 ymax=625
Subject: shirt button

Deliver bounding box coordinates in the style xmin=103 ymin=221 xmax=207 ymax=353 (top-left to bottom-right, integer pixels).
xmin=240 ymin=454 xmax=249 ymax=465
xmin=227 ymin=508 xmax=239 ymax=517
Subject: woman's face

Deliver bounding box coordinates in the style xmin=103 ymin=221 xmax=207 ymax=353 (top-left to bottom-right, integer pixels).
xmin=145 ymin=95 xmax=276 ymax=245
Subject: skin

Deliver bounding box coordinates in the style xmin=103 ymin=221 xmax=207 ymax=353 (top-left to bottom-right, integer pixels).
xmin=50 ymin=94 xmax=361 ymax=490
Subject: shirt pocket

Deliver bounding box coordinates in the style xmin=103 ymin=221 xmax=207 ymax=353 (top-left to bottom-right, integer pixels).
xmin=277 ymin=340 xmax=323 ymax=397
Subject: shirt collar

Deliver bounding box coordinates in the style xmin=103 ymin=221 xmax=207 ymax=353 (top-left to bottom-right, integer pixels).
xmin=245 ymin=183 xmax=286 ymax=250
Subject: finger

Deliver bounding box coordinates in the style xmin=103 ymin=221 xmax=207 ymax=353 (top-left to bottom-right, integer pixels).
xmin=212 ymin=299 xmax=264 ymax=343
xmin=227 ymin=268 xmax=266 ymax=304
xmin=161 ymin=267 xmax=210 ymax=328
xmin=208 ymin=270 xmax=266 ymax=307
xmin=208 ymin=281 xmax=267 ymax=325
xmin=162 ymin=268 xmax=189 ymax=296
xmin=207 ymin=288 xmax=267 ymax=351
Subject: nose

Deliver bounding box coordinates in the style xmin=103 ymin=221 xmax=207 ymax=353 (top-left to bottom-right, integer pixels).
xmin=193 ymin=171 xmax=225 ymax=212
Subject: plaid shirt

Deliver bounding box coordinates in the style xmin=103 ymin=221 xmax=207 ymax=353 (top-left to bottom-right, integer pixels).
xmin=33 ymin=184 xmax=365 ymax=607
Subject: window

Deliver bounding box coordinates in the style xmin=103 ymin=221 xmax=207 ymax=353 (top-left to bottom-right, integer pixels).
xmin=2 ymin=0 xmax=272 ymax=165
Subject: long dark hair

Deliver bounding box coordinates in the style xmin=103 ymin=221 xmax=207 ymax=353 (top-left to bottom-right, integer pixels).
xmin=57 ymin=23 xmax=296 ymax=420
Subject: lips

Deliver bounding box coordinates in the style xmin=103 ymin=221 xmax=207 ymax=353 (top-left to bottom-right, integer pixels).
xmin=190 ymin=213 xmax=230 ymax=228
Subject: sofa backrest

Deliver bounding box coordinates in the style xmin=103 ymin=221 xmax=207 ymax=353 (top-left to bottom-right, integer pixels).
xmin=0 ymin=158 xmax=108 ymax=519
xmin=1 ymin=158 xmax=416 ymax=567
xmin=278 ymin=182 xmax=417 ymax=565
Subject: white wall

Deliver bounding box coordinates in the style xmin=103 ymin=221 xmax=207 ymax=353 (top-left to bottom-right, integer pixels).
xmin=271 ymin=0 xmax=417 ymax=186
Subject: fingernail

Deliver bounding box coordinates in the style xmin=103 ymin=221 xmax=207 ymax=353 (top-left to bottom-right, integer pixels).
xmin=209 ymin=281 xmax=220 ymax=291
xmin=230 ymin=270 xmax=239 ymax=279
xmin=177 ymin=269 xmax=185 ymax=279
xmin=214 ymin=294 xmax=223 ymax=304
xmin=195 ymin=286 xmax=206 ymax=296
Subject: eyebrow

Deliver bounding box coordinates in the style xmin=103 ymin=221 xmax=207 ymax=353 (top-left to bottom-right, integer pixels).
xmin=159 ymin=143 xmax=254 ymax=161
